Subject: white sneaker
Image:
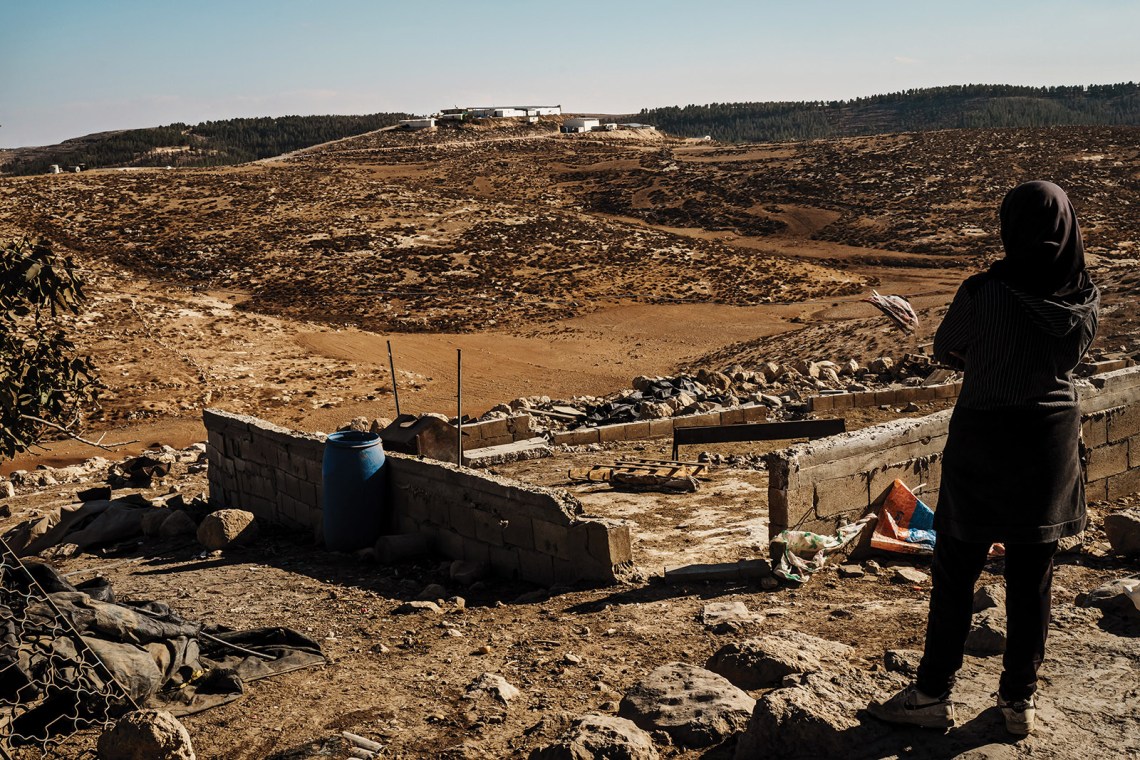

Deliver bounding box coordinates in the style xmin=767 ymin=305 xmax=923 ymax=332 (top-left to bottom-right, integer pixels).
xmin=997 ymin=693 xmax=1036 ymax=735
xmin=868 ymin=684 xmax=956 ymax=729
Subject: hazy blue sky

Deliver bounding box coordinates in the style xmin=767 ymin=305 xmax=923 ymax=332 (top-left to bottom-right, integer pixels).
xmin=2 ymin=0 xmax=1137 ymax=147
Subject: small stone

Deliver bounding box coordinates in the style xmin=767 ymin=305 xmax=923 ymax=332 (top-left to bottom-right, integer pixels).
xmin=1 ymin=479 xmax=14 ymax=499
xmin=394 ymin=600 xmax=443 ymax=615
xmin=891 ymin=567 xmax=929 ymax=585
xmin=449 ymin=560 xmax=487 ymax=586
xmin=563 ymin=653 xmax=583 ymax=666
xmin=837 ymin=564 xmax=865 ymax=579
xmin=476 ymin=644 xmax=494 ymax=655
xmin=416 ymin=583 xmax=448 ymax=601
xmin=97 ymin=709 xmax=195 ymax=760
xmin=464 ymin=672 xmax=520 ymax=704
xmin=760 ymin=576 xmax=780 ymax=590
xmin=700 ymin=601 xmax=761 ymax=633
xmin=883 ymin=649 xmax=922 ymax=676
xmin=864 ymin=560 xmax=881 ymax=575
xmin=196 ymin=509 xmax=257 ymax=549
xmin=903 ymin=402 xmax=920 ymax=413
xmin=869 ymin=356 xmax=894 ymax=374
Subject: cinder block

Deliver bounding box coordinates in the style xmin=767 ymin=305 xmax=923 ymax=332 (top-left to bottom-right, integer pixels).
xmin=672 ymin=414 xmax=706 ymax=429
xmin=721 ymin=408 xmax=747 ymax=425
xmin=448 ymin=500 xmax=477 ymax=538
xmin=463 ymin=538 xmax=491 ymax=564
xmin=501 ymin=515 xmax=535 ymax=550
xmin=1086 ymin=440 xmax=1128 ymax=481
xmin=473 ymin=509 xmax=506 ymax=546
xmin=648 ymin=419 xmax=674 ymax=438
xmin=1085 ymin=477 xmax=1109 ymax=502
xmin=532 ymin=519 xmax=585 ymax=561
xmin=621 ymin=421 xmax=651 ymax=440
xmin=868 ymin=458 xmax=934 ymax=504
xmin=854 ymin=391 xmax=878 ymax=407
xmin=517 ymin=549 xmax=555 ymax=587
xmin=598 ymin=424 xmax=629 ymax=443
xmin=1081 ymin=412 xmax=1109 ymax=448
xmin=488 ymin=545 xmax=519 ymax=578
xmin=552 ymin=428 xmax=601 ymax=446
xmin=395 ymin=514 xmax=420 ymax=535
xmin=434 ymin=529 xmax=464 ymax=560
xmin=915 ymin=386 xmax=939 ymax=402
xmin=810 ymin=395 xmax=834 ymax=412
xmin=934 ymin=383 xmax=958 ymax=399
xmin=812 ymin=472 xmax=870 ymax=519
xmin=742 ymin=405 xmax=769 ymax=422
xmin=874 ymin=390 xmax=898 ymax=405
xmin=470 ymin=418 xmax=511 ymax=440
xmin=1107 ymin=467 xmax=1140 ymax=500
xmin=584 ymin=520 xmax=632 ymax=565
xmin=831 ymin=393 xmax=855 ymax=411
xmin=1108 ymin=405 xmax=1140 ymax=443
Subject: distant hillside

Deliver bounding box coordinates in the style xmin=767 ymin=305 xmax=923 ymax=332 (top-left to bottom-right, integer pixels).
xmin=0 ymin=113 xmax=412 ymax=175
xmin=637 ymin=83 xmax=1140 ymax=142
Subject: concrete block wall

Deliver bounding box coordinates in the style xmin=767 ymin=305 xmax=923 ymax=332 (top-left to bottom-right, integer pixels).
xmin=462 ymin=414 xmax=538 ymax=450
xmin=204 ymin=409 xmax=633 ymax=585
xmin=551 ymin=404 xmax=771 ymax=446
xmin=808 ymin=382 xmax=963 ymax=413
xmin=768 ymin=365 xmax=1140 ymax=539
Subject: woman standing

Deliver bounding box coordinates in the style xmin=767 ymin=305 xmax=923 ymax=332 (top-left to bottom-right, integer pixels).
xmin=869 ymin=181 xmax=1100 ymax=735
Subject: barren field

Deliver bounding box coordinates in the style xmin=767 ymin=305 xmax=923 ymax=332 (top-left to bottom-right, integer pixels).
xmin=2 ymin=121 xmax=1139 ymax=758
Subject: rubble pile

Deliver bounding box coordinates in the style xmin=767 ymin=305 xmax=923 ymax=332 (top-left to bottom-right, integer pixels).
xmin=475 ymin=353 xmax=956 ymax=433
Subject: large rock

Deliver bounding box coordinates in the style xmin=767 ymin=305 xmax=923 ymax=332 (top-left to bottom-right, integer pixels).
xmin=196 ymin=509 xmax=258 ymax=549
xmin=97 ymin=709 xmax=195 ymax=760
xmin=157 ymin=510 xmax=197 ymax=539
xmin=706 ymin=630 xmax=854 ymax=690
xmin=972 ymin=583 xmax=1006 ymax=613
xmin=1078 ymin=578 xmax=1140 ymax=619
xmin=619 ymin=662 xmax=754 ymax=747
xmin=965 ymin=608 xmax=1007 ymax=655
xmin=1104 ymin=509 xmax=1140 ymax=556
xmin=530 ymin=714 xmax=658 ymax=760
xmin=734 ymin=670 xmax=896 ymax=759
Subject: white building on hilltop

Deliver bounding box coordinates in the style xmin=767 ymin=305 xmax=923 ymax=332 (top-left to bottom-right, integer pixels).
xmin=561 ymin=117 xmax=600 ymax=133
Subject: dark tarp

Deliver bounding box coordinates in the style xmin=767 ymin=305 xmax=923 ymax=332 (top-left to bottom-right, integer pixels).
xmin=2 ymin=559 xmax=326 ymax=745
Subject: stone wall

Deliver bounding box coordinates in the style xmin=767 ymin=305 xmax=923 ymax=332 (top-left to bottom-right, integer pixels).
xmin=204 ymin=409 xmax=632 ymax=585
xmin=767 ymin=366 xmax=1140 ymax=539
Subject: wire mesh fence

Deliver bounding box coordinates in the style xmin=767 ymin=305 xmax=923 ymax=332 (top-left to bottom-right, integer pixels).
xmin=0 ymin=537 xmax=136 ymax=758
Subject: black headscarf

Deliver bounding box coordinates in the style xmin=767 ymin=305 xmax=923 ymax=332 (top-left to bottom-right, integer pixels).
xmin=990 ymin=180 xmax=1088 ymax=301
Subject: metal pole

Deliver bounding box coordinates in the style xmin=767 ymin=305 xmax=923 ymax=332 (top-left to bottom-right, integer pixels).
xmin=387 ymin=340 xmax=401 ymax=417
xmin=456 ymin=349 xmax=463 ymax=465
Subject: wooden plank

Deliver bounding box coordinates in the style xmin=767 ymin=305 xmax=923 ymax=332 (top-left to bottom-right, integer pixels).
xmin=672 ymin=418 xmax=846 ymax=459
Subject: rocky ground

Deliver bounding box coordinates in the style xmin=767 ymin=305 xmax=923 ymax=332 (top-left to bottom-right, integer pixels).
xmin=1 ymin=445 xmax=1138 ymax=759
xmin=2 ymin=123 xmax=1140 ymax=758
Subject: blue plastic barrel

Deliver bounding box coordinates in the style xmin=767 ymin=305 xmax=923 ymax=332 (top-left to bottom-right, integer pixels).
xmin=322 ymin=431 xmax=387 ymax=551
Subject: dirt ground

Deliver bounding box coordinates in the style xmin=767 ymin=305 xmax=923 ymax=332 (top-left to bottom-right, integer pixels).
xmin=2 ymin=446 xmax=1137 ymax=759
xmin=2 ymin=122 xmax=1140 ymax=757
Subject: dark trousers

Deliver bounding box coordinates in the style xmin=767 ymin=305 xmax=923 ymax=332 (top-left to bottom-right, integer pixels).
xmin=916 ymin=534 xmax=1058 ymax=701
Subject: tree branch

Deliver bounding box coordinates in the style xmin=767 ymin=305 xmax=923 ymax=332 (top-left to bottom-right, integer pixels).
xmin=18 ymin=415 xmax=138 ymax=451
